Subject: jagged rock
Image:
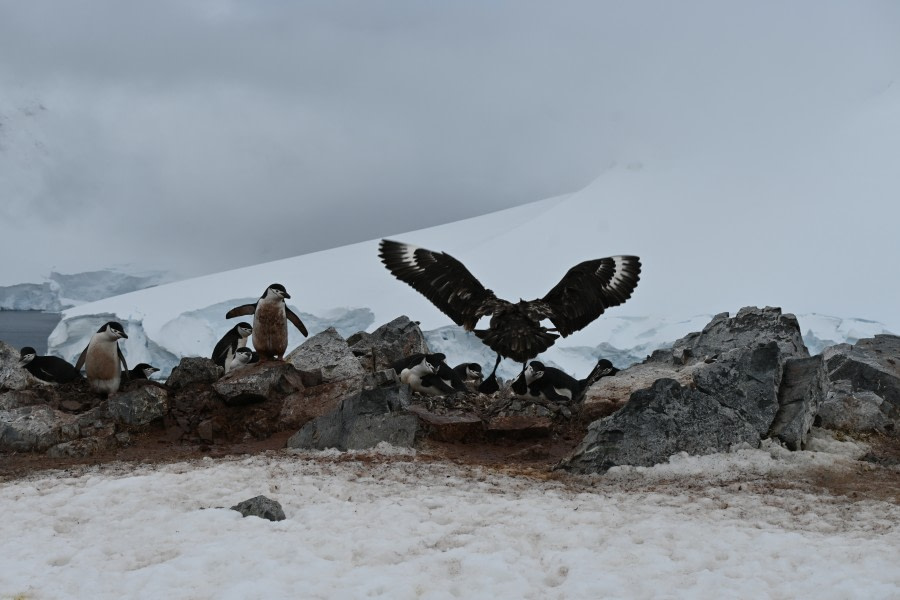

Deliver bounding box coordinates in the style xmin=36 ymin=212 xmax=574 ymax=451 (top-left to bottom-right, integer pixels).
xmin=0 ymin=389 xmax=48 ymax=410
xmin=565 ymin=307 xmax=812 ymax=474
xmin=213 ymin=361 xmax=305 ymax=406
xmin=348 ymin=316 xmax=430 ymax=373
xmin=231 ymin=495 xmax=286 ymax=522
xmin=0 ymin=405 xmax=79 ymax=452
xmin=406 ymin=405 xmax=483 ymax=442
xmin=817 ymin=381 xmax=893 ymax=433
xmin=582 ymin=307 xmax=809 ymax=419
xmin=286 ymin=328 xmax=366 ymax=385
xmin=768 ymin=356 xmax=827 ymax=450
xmin=287 ymin=385 xmax=419 ymax=451
xmin=819 ymin=335 xmax=900 ymax=433
xmin=166 ymin=357 xmax=221 ymax=390
xmin=0 ymin=339 xmax=32 ymax=391
xmin=108 ymin=383 xmax=169 ymax=426
xmin=362 ymin=369 xmax=400 ymax=390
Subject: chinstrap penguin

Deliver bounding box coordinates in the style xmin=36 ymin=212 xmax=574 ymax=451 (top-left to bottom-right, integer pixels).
xmin=390 ymin=353 xmax=457 ymax=396
xmin=211 ymin=322 xmax=253 ymax=371
xmin=226 ymin=284 xmax=308 ymax=361
xmin=227 ymin=347 xmax=257 ymax=373
xmin=126 ymin=363 xmax=160 ymax=380
xmin=17 ymin=347 xmax=82 ymax=384
xmin=75 ymin=321 xmax=129 ymax=396
xmin=453 ymin=362 xmax=484 ymax=389
xmin=378 ymin=239 xmax=641 ymax=393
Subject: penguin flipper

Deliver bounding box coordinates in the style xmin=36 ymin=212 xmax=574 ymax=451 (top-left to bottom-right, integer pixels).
xmin=286 ymin=307 xmax=309 ymax=337
xmin=226 ymin=303 xmax=257 ymax=319
xmin=74 ymin=346 xmax=88 ymax=371
xmin=118 ymin=345 xmax=129 ymax=378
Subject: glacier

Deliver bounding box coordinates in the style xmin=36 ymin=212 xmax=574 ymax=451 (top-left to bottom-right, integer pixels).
xmin=0 ymin=268 xmax=172 ymax=311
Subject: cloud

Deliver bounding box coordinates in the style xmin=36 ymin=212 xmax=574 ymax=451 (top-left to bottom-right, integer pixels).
xmin=0 ymin=1 xmax=898 ymax=284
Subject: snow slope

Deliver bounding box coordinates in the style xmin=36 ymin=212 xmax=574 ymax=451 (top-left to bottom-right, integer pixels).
xmin=1 ymin=438 xmax=899 ymax=600
xmin=47 ymin=75 xmax=900 ymax=374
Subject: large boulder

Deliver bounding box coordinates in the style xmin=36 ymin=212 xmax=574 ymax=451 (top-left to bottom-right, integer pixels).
xmin=563 ymin=307 xmax=821 ymax=474
xmin=348 ymin=316 xmax=430 ymax=373
xmin=213 ymin=361 xmax=305 ymax=406
xmin=818 ymin=335 xmax=900 ymax=433
xmin=0 ymin=405 xmax=79 ymax=452
xmin=287 ymin=385 xmax=419 ymax=451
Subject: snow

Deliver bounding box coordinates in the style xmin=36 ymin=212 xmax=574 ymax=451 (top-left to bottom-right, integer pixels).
xmin=0 ymin=268 xmax=171 ymax=311
xmin=1 ymin=440 xmax=899 ymax=599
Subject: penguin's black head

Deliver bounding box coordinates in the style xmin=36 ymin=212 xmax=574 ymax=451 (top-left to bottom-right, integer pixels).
xmin=236 ymin=322 xmax=253 ymax=336
xmin=133 ymin=363 xmax=160 ymax=378
xmin=235 ymin=347 xmax=254 ymax=361
xmin=266 ymin=283 xmax=290 ymax=300
xmin=102 ymin=321 xmax=128 ymax=339
xmin=18 ymin=347 xmax=37 ymax=366
xmin=466 ymin=363 xmax=483 ymax=374
xmin=596 ymin=359 xmax=614 ymax=370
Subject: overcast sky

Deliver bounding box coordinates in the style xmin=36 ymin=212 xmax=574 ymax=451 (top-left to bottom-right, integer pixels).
xmin=1 ymin=1 xmax=898 ymax=287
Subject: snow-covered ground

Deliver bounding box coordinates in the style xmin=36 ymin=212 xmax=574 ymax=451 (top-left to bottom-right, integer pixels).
xmin=1 ymin=435 xmax=898 ymax=599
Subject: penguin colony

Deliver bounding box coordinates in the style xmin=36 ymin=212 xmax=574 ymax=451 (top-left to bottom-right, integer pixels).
xmin=15 ymin=241 xmax=639 ymax=400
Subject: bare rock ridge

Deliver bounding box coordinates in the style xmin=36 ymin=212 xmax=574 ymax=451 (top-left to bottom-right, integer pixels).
xmin=0 ymin=307 xmax=898 ymax=472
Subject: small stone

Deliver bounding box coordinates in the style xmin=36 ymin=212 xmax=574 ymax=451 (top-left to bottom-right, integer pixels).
xmin=230 ymin=495 xmax=286 ymax=522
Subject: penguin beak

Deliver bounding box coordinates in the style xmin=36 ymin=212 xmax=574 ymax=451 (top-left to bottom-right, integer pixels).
xmin=120 ymin=332 xmax=129 ymax=339
xmin=282 ymin=291 xmax=291 ymax=299
xmin=18 ymin=356 xmax=31 ymax=366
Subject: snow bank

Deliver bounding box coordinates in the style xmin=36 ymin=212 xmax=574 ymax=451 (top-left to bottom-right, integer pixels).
xmin=1 ymin=445 xmax=899 ymax=599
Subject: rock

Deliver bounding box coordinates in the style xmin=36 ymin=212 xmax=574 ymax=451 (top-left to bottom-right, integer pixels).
xmin=108 ymin=383 xmax=169 ymax=427
xmin=213 ymin=361 xmax=305 ymax=406
xmin=0 ymin=389 xmax=48 ymax=410
xmin=0 ymin=405 xmax=79 ymax=452
xmin=230 ymin=495 xmax=286 ymax=522
xmin=362 ymin=368 xmax=401 ymax=390
xmin=565 ymin=308 xmax=812 ymax=474
xmin=0 ymin=339 xmax=32 ymax=391
xmin=819 ymin=335 xmax=900 ymax=433
xmin=768 ymin=356 xmax=827 ymax=450
xmin=166 ymin=357 xmax=221 ymax=389
xmin=348 ymin=316 xmax=430 ymax=373
xmin=286 ymin=328 xmax=366 ymax=385
xmin=287 ymin=385 xmax=419 ymax=451
xmin=47 ymin=435 xmax=117 ymax=458
xmin=406 ymin=405 xmax=484 ymax=442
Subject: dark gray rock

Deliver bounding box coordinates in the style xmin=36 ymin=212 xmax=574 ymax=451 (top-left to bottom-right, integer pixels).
xmin=564 ymin=378 xmax=762 ymax=473
xmin=566 ymin=307 xmax=814 ymax=474
xmin=213 ymin=361 xmax=305 ymax=406
xmin=768 ymin=356 xmax=827 ymax=449
xmin=287 ymin=384 xmax=419 ymax=451
xmin=108 ymin=383 xmax=169 ymax=426
xmin=819 ymin=335 xmax=900 ymax=433
xmin=47 ymin=435 xmax=117 ymax=458
xmin=166 ymin=357 xmax=221 ymax=389
xmin=286 ymin=327 xmax=366 ymax=385
xmin=348 ymin=316 xmax=430 ymax=373
xmin=231 ymin=495 xmax=286 ymax=522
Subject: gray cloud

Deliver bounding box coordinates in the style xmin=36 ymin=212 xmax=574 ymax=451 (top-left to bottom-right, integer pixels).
xmin=1 ymin=1 xmax=899 ymax=289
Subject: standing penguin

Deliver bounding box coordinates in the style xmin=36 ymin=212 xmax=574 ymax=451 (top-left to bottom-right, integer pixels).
xmin=18 ymin=347 xmax=82 ymax=384
xmin=225 ymin=284 xmax=308 ymax=361
xmin=211 ymin=322 xmax=253 ymax=371
xmin=75 ymin=321 xmax=129 ymax=396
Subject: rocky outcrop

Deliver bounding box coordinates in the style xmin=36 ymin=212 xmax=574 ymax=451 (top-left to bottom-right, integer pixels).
xmin=818 ymin=335 xmax=900 ymax=433
xmin=287 ymin=385 xmax=419 ymax=451
xmin=348 ymin=316 xmax=430 ymax=373
xmin=563 ymin=307 xmax=823 ymax=474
